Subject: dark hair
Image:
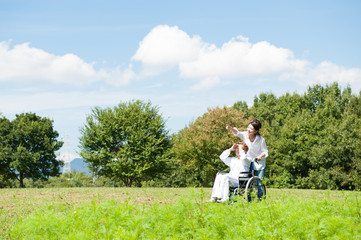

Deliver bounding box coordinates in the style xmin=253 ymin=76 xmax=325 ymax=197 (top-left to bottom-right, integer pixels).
xmin=250 ymin=119 xmax=262 ymax=135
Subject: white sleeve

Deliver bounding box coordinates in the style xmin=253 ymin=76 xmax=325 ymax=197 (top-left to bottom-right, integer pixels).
xmin=233 ymin=128 xmax=246 ymax=141
xmin=219 ymin=149 xmax=232 ymax=167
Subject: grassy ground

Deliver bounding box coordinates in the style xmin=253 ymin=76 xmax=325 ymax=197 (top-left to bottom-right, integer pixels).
xmin=1 ymin=188 xmax=360 ymax=239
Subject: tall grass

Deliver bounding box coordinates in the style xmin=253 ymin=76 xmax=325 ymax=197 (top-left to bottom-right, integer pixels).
xmin=1 ymin=188 xmax=361 ymax=239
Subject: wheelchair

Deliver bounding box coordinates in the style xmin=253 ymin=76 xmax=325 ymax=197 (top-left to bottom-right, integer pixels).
xmin=218 ymin=161 xmax=266 ymax=202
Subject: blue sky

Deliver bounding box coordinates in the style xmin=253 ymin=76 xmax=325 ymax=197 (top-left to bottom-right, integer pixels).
xmin=1 ymin=0 xmax=361 ymax=157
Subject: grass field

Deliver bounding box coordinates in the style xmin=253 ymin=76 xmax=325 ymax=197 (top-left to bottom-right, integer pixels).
xmin=1 ymin=188 xmax=360 ymax=239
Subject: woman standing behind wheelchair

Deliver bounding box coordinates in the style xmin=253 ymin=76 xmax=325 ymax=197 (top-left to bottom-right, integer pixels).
xmin=226 ymin=119 xmax=268 ymax=194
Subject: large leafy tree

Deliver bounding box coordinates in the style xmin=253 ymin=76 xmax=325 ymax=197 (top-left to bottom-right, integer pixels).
xmin=0 ymin=113 xmax=63 ymax=188
xmin=172 ymin=106 xmax=251 ymax=187
xmin=241 ymin=82 xmax=361 ymax=190
xmin=0 ymin=116 xmax=13 ymax=187
xmin=79 ymin=100 xmax=172 ymax=187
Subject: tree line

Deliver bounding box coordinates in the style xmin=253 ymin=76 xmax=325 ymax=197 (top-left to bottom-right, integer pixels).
xmin=1 ymin=82 xmax=360 ymax=190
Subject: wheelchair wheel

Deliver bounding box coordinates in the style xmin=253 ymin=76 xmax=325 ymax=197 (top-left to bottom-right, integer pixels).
xmin=244 ymin=176 xmax=266 ymax=202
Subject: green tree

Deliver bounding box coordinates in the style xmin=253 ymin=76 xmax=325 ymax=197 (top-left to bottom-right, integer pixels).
xmin=1 ymin=113 xmax=63 ymax=188
xmin=79 ymin=100 xmax=172 ymax=187
xmin=172 ymin=106 xmax=251 ymax=187
xmin=269 ymin=110 xmax=318 ymax=188
xmin=246 ymin=82 xmax=361 ymax=190
xmin=0 ymin=116 xmax=12 ymax=187
xmin=305 ymin=109 xmax=361 ymax=190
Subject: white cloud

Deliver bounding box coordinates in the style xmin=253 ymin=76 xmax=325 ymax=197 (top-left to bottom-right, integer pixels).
xmin=105 ymin=64 xmax=136 ymax=86
xmin=132 ymin=26 xmax=305 ymax=79
xmin=132 ymin=25 xmax=205 ymax=76
xmin=130 ymin=25 xmax=361 ymax=91
xmin=0 ymin=41 xmax=134 ymax=87
xmin=281 ymin=61 xmax=361 ymax=89
xmin=308 ymin=61 xmax=361 ymax=86
xmin=179 ymin=36 xmax=305 ymax=79
xmin=0 ymin=41 xmax=105 ymax=85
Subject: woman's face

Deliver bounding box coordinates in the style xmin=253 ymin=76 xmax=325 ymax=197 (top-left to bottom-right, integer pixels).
xmin=247 ymin=124 xmax=258 ymax=136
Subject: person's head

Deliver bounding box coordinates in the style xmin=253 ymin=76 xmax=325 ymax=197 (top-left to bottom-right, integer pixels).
xmin=235 ymin=142 xmax=248 ymax=157
xmin=239 ymin=142 xmax=248 ymax=152
xmin=247 ymin=119 xmax=262 ymax=136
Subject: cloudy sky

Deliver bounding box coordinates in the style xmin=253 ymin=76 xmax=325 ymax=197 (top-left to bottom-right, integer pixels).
xmin=1 ymin=0 xmax=361 ymax=157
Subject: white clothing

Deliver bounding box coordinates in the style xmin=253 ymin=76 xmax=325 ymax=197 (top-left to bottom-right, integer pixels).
xmin=211 ymin=174 xmax=234 ymax=201
xmin=211 ymin=149 xmax=251 ymax=201
xmin=219 ymin=149 xmax=251 ymax=179
xmin=233 ymin=129 xmax=268 ymax=171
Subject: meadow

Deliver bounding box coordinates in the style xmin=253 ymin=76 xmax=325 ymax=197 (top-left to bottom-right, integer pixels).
xmin=1 ymin=188 xmax=360 ymax=239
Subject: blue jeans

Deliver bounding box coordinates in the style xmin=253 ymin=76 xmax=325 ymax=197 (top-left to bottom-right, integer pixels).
xmin=254 ymin=169 xmax=265 ymax=199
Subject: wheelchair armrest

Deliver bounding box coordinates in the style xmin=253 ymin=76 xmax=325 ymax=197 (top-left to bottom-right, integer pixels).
xmin=239 ymin=171 xmax=254 ymax=178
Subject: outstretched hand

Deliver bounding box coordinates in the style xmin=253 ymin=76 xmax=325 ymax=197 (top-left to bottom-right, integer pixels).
xmin=226 ymin=124 xmax=238 ymax=135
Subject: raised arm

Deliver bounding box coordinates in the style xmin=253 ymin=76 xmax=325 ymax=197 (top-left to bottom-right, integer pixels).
xmin=219 ymin=144 xmax=237 ymax=167
xmin=226 ymin=124 xmax=246 ymax=141
xmin=226 ymin=124 xmax=238 ymax=135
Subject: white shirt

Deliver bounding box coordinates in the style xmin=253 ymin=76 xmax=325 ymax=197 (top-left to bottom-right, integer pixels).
xmin=219 ymin=149 xmax=252 ymax=180
xmin=233 ymin=128 xmax=268 ymax=170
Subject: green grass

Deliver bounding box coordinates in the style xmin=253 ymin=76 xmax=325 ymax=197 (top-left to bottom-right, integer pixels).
xmin=1 ymin=188 xmax=360 ymax=239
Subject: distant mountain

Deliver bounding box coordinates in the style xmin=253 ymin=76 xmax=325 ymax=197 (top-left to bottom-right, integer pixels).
xmin=60 ymin=158 xmax=91 ymax=175
xmin=72 ymin=158 xmax=91 ymax=174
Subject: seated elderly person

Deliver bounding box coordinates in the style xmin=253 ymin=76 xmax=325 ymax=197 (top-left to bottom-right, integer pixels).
xmin=208 ymin=142 xmax=251 ymax=203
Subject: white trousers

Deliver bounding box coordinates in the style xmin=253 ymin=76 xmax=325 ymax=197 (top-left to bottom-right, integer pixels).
xmin=211 ymin=174 xmax=237 ymax=200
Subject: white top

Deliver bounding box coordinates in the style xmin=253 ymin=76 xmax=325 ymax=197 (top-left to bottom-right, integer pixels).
xmin=233 ymin=128 xmax=268 ymax=170
xmin=219 ymin=149 xmax=252 ymax=180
